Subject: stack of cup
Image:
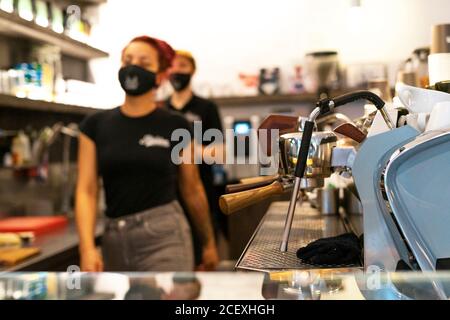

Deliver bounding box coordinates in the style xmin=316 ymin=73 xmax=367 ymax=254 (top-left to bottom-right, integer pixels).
xmin=429 ymin=24 xmax=450 ymax=86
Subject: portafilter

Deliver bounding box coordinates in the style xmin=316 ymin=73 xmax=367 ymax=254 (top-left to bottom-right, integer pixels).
xmin=219 ymin=119 xmax=338 ymax=215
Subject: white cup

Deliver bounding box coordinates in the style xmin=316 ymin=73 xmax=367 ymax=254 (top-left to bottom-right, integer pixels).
xmin=395 ymin=82 xmax=450 ymax=113
xmin=405 ymin=113 xmax=429 ymax=132
xmin=428 ymin=53 xmax=450 ymax=86
xmin=425 ymin=101 xmax=450 ymax=131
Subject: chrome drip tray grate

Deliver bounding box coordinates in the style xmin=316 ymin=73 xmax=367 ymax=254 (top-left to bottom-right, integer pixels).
xmin=236 ymin=201 xmax=356 ymax=271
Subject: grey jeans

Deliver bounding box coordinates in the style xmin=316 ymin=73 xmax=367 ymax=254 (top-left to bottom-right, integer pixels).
xmin=102 ymin=200 xmax=194 ymax=272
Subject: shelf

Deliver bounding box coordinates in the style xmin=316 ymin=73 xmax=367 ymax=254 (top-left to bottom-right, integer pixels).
xmin=0 ymin=10 xmax=109 ymax=60
xmin=47 ymin=0 xmax=108 ymax=7
xmin=213 ymin=93 xmax=317 ymax=107
xmin=212 ymin=89 xmax=355 ymax=107
xmin=0 ymin=89 xmax=364 ymax=116
xmin=65 ymin=0 xmax=107 ymax=4
xmin=0 ymin=93 xmax=99 ymax=115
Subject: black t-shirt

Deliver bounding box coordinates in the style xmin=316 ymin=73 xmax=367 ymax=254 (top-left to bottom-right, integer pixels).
xmin=166 ymin=95 xmax=223 ymax=195
xmin=79 ymin=106 xmax=193 ymax=218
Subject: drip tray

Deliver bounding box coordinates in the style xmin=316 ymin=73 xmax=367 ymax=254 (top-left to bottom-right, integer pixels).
xmin=236 ymin=201 xmax=358 ymax=272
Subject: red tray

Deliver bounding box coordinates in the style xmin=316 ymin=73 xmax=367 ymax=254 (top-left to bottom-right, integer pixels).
xmin=0 ymin=216 xmax=68 ymax=235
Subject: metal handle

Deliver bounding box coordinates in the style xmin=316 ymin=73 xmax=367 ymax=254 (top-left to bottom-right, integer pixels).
xmin=332 ymin=90 xmax=385 ymax=110
xmin=317 ymin=90 xmax=394 ymax=129
xmin=294 ymin=120 xmax=315 ymax=178
xmin=280 ymin=119 xmax=316 ymax=252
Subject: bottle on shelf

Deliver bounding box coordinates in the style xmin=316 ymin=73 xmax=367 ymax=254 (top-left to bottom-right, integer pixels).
xmin=11 ymin=130 xmax=31 ymax=167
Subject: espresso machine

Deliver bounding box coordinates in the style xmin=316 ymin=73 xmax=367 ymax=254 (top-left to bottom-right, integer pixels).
xmin=220 ymin=90 xmax=450 ymax=299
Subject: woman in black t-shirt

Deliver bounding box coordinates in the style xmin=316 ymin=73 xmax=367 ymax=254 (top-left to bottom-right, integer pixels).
xmin=76 ymin=36 xmax=218 ymax=272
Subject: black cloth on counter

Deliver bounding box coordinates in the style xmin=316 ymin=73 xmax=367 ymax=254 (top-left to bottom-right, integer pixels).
xmin=296 ymin=233 xmax=362 ymax=265
xmin=79 ymin=106 xmax=193 ymax=218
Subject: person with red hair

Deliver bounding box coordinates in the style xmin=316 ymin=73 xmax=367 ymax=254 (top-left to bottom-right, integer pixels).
xmin=75 ymin=36 xmax=219 ymax=272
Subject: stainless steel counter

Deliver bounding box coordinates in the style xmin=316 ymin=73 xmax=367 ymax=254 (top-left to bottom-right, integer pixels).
xmin=236 ymin=201 xmax=360 ymax=272
xmin=0 ymin=218 xmax=103 ymax=272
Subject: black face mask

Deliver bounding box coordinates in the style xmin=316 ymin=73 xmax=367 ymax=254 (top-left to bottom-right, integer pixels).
xmin=169 ymin=73 xmax=192 ymax=92
xmin=118 ymin=65 xmax=157 ymax=96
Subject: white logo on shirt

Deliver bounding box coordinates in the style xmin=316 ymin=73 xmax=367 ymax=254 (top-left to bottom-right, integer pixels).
xmin=139 ymin=134 xmax=170 ymax=148
xmin=184 ymin=111 xmax=201 ymax=123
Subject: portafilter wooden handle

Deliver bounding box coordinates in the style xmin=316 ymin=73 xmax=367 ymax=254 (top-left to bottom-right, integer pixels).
xmin=239 ymin=174 xmax=279 ymax=185
xmin=219 ymin=181 xmax=286 ymax=215
xmin=226 ymin=175 xmax=278 ymax=193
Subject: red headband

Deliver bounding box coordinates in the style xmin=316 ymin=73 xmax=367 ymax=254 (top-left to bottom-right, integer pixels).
xmin=126 ymin=35 xmax=175 ymax=72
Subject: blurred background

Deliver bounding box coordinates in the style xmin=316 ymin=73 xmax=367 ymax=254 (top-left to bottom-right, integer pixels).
xmin=0 ymin=0 xmax=449 ymax=271
xmin=87 ymin=0 xmax=450 ymax=102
